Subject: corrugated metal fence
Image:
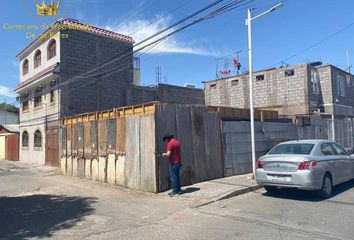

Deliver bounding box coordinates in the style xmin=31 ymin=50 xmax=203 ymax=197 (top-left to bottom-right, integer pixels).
xmin=61 ymin=114 xmax=158 ymax=192
xmin=61 ymin=102 xmax=224 ymax=193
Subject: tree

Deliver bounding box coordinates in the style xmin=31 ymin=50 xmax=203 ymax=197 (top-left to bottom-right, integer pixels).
xmin=0 ymin=102 xmax=19 ymax=114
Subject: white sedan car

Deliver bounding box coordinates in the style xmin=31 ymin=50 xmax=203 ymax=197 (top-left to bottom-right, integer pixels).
xmin=256 ymin=140 xmax=354 ymax=198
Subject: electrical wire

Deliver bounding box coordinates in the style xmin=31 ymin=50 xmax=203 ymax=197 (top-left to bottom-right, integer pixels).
xmin=66 ymin=0 xmax=227 ymax=82
xmin=67 ymin=0 xmax=253 ymax=92
xmin=12 ymin=0 xmax=252 ymax=109
xmin=73 ymin=0 xmax=249 ymax=82
xmin=128 ymin=0 xmax=194 ymax=36
xmin=109 ymin=0 xmax=162 ymax=31
xmin=267 ymin=21 xmax=354 ymax=69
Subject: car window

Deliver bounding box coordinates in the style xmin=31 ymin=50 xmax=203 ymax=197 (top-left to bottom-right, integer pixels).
xmin=321 ymin=143 xmax=336 ymax=155
xmin=268 ymin=144 xmax=314 ymax=155
xmin=331 ymin=143 xmax=347 ymax=155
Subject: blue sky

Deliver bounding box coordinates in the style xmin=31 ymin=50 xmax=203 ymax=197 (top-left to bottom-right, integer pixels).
xmin=0 ymin=0 xmax=353 ymax=104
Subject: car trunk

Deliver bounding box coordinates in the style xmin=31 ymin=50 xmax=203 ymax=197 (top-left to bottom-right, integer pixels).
xmin=261 ymin=155 xmax=307 ymax=173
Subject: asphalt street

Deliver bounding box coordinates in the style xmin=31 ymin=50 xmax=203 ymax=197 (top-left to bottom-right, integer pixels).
xmin=1 ymin=160 xmax=354 ymax=240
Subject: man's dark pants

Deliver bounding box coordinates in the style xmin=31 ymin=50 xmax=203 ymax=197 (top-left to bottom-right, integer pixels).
xmin=169 ymin=163 xmax=181 ymax=194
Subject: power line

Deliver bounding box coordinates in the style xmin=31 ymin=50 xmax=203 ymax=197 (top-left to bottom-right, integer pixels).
xmin=128 ymin=0 xmax=194 ymax=36
xmin=110 ymin=0 xmax=162 ymax=31
xmin=68 ymin=0 xmax=253 ymax=92
xmin=76 ymin=0 xmax=248 ymax=82
xmin=268 ymin=21 xmax=354 ymax=69
xmin=13 ymin=0 xmax=252 ymax=109
xmin=71 ymin=0 xmax=227 ymax=82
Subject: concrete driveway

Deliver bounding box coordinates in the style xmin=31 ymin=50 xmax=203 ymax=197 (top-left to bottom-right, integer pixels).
xmin=1 ymin=160 xmax=354 ymax=239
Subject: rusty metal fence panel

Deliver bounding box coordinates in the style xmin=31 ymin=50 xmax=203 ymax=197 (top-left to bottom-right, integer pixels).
xmin=71 ymin=124 xmax=78 ymax=158
xmin=106 ymin=119 xmax=116 ymax=154
xmin=156 ymin=103 xmax=223 ymax=192
xmin=98 ymin=120 xmax=107 ymax=157
xmin=61 ymin=126 xmax=67 ymax=158
xmin=91 ymin=121 xmax=98 ymax=157
xmin=77 ymin=123 xmax=84 ymax=159
xmin=116 ymin=118 xmax=126 ymax=154
xmin=84 ymin=122 xmax=91 ymax=159
xmin=66 ymin=125 xmax=72 ymax=156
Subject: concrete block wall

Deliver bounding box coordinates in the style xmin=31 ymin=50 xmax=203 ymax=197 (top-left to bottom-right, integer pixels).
xmin=205 ymin=63 xmax=354 ymax=118
xmin=205 ymin=64 xmax=312 ymax=116
xmin=126 ymin=86 xmax=156 ymax=106
xmin=224 ymin=115 xmax=354 ymax=176
xmin=157 ymin=84 xmax=205 ymax=105
xmin=127 ymin=84 xmax=205 ymax=106
xmin=205 ymin=77 xmax=248 ymax=108
xmin=317 ymin=66 xmax=332 ymax=112
xmin=317 ymin=65 xmax=354 ymax=116
xmin=223 ymin=121 xmax=298 ymax=176
xmin=60 ymin=29 xmax=133 ymax=116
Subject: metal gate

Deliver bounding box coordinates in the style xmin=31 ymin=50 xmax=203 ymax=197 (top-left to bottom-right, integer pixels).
xmin=45 ymin=127 xmax=59 ymax=166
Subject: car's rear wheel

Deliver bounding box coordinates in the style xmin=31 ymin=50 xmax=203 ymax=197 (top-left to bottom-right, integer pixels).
xmin=264 ymin=186 xmax=278 ymax=193
xmin=319 ymin=174 xmax=332 ymax=199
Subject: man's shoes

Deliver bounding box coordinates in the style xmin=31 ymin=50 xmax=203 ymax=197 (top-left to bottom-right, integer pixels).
xmin=168 ymin=190 xmax=183 ymax=197
xmin=168 ymin=191 xmax=180 ymax=197
xmin=168 ymin=192 xmax=177 ymax=197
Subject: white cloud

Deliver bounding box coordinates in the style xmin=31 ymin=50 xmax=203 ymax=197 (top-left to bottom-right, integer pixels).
xmin=0 ymin=86 xmax=16 ymax=98
xmin=106 ymin=17 xmax=220 ymax=57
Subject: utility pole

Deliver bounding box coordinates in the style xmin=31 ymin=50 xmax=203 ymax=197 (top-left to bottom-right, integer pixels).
xmin=4 ymin=98 xmax=7 ymax=125
xmin=246 ymin=3 xmax=283 ymax=178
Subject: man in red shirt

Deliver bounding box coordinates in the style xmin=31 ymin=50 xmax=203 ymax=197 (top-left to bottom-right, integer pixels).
xmin=162 ymin=133 xmax=182 ymax=196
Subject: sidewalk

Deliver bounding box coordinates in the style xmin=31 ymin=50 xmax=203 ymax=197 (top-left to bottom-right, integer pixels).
xmin=160 ymin=174 xmax=262 ymax=203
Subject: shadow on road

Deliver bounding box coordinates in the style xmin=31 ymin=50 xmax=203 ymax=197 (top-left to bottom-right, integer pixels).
xmin=181 ymin=187 xmax=200 ymax=194
xmin=262 ymin=179 xmax=354 ymax=202
xmin=0 ymin=194 xmax=97 ymax=240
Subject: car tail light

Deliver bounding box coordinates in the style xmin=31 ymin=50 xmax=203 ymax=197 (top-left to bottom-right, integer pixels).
xmin=256 ymin=160 xmax=263 ymax=169
xmin=298 ymin=160 xmax=317 ymax=170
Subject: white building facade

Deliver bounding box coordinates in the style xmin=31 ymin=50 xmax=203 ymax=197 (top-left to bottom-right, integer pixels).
xmin=15 ymin=18 xmax=135 ymax=165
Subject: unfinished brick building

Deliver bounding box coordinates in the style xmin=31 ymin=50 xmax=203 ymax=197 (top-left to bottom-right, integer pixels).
xmin=204 ymin=62 xmax=354 ymax=118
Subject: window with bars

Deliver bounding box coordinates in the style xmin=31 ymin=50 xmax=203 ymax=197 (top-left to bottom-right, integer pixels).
xmin=48 ymin=39 xmax=56 ymax=60
xmin=34 ymin=86 xmax=43 ymax=108
xmin=22 ymin=101 xmax=29 ymax=111
xmin=34 ymin=50 xmax=41 ymax=68
xmin=231 ymin=79 xmax=239 ymax=86
xmin=50 ymin=90 xmax=55 ymax=103
xmin=285 ymin=69 xmax=294 ymax=77
xmin=256 ymin=74 xmax=265 ymax=81
xmin=22 ymin=131 xmax=29 ymax=147
xmin=23 ymin=59 xmax=29 ymax=75
xmin=34 ymin=130 xmax=42 ymax=148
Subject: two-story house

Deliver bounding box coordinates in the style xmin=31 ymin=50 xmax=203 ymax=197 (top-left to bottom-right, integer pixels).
xmin=204 ymin=62 xmax=354 ymax=117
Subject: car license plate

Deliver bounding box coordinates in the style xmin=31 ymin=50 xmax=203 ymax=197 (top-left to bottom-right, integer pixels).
xmin=267 ymin=175 xmax=291 ymax=182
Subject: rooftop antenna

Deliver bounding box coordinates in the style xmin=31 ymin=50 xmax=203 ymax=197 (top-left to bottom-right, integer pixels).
xmin=215 ymin=50 xmax=242 ymax=79
xmin=346 ymin=50 xmax=352 ymax=74
xmin=156 ymin=66 xmax=161 ymax=85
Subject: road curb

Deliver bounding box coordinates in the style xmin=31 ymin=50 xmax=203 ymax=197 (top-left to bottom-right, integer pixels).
xmin=191 ymin=184 xmax=263 ymax=208
xmin=216 ymin=184 xmax=263 ymax=201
